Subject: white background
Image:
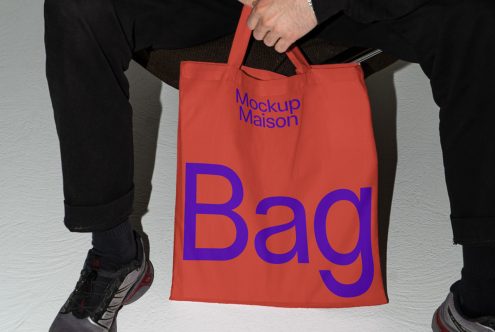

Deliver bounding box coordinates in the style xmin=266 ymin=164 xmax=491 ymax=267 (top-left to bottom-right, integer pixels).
xmin=1 ymin=1 xmax=461 ymax=331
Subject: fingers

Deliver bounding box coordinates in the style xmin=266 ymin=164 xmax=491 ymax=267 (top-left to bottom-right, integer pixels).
xmin=242 ymin=0 xmax=309 ymax=54
xmin=254 ymin=26 xmax=291 ymax=53
xmin=253 ymin=28 xmax=270 ymax=41
xmin=262 ymin=31 xmax=280 ymax=47
xmin=246 ymin=0 xmax=296 ymax=53
xmin=274 ymin=39 xmax=291 ymax=53
xmin=247 ymin=8 xmax=260 ymax=31
xmin=251 ymin=22 xmax=284 ymax=50
xmin=248 ymin=9 xmax=281 ymax=50
xmin=254 ymin=28 xmax=292 ymax=53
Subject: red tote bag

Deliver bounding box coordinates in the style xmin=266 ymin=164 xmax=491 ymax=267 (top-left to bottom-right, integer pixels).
xmin=170 ymin=5 xmax=388 ymax=308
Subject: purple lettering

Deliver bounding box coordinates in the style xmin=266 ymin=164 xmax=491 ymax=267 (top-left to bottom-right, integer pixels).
xmin=184 ymin=163 xmax=248 ymax=261
xmin=289 ymin=99 xmax=301 ymax=114
xmin=236 ymin=88 xmax=249 ymax=106
xmin=314 ymin=188 xmax=374 ymax=297
xmin=255 ymin=197 xmax=309 ymax=264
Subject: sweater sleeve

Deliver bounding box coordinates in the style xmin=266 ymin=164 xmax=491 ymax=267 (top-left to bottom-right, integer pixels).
xmin=310 ymin=0 xmax=347 ymax=24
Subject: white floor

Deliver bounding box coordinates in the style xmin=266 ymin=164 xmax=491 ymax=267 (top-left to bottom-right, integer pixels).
xmin=1 ymin=1 xmax=461 ymax=331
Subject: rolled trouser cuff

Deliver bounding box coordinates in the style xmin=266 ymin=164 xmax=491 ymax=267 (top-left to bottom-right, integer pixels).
xmin=63 ymin=185 xmax=135 ymax=232
xmin=452 ymin=215 xmax=495 ymax=245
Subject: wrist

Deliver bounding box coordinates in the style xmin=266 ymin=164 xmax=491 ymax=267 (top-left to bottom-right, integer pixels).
xmin=305 ymin=0 xmax=318 ymax=25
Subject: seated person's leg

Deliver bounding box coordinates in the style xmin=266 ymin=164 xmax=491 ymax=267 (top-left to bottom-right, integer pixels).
xmin=381 ymin=0 xmax=495 ymax=319
xmin=44 ymin=0 xmax=241 ymax=330
xmin=314 ymin=0 xmax=495 ymax=320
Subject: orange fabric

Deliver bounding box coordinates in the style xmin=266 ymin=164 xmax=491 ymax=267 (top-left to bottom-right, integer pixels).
xmin=170 ymin=6 xmax=388 ymax=308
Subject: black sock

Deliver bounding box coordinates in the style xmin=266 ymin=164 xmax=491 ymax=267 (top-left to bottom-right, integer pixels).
xmin=456 ymin=244 xmax=495 ymax=318
xmin=91 ymin=218 xmax=137 ymax=268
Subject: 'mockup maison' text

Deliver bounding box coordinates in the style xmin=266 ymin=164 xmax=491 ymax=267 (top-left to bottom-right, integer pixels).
xmin=236 ymin=88 xmax=301 ymax=129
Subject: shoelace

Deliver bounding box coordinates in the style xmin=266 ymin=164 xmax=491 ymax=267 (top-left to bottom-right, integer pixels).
xmin=67 ymin=265 xmax=119 ymax=318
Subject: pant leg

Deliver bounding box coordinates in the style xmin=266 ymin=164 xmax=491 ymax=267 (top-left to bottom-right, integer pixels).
xmin=315 ymin=0 xmax=495 ymax=246
xmin=43 ymin=0 xmax=241 ymax=232
xmin=418 ymin=0 xmax=495 ymax=246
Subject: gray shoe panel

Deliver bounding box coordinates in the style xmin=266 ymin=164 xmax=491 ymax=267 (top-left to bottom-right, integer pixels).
xmin=433 ymin=292 xmax=495 ymax=332
xmin=49 ymin=230 xmax=148 ymax=332
xmin=49 ymin=313 xmax=112 ymax=332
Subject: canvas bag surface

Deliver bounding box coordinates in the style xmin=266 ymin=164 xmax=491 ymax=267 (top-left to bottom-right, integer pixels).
xmin=170 ymin=5 xmax=388 ymax=308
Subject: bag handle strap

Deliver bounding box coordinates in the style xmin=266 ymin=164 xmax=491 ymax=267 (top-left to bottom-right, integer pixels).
xmin=227 ymin=5 xmax=311 ymax=74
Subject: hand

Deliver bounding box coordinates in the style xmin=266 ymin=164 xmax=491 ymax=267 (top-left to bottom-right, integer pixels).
xmin=238 ymin=0 xmax=317 ymax=53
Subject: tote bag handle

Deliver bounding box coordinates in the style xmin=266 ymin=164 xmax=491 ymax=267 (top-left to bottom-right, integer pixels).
xmin=227 ymin=5 xmax=311 ymax=74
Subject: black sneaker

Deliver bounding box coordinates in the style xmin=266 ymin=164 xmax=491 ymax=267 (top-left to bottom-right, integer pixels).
xmin=432 ymin=280 xmax=495 ymax=332
xmin=49 ymin=230 xmax=154 ymax=332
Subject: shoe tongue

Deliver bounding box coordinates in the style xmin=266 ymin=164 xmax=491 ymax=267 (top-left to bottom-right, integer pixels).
xmin=87 ymin=249 xmax=128 ymax=274
xmin=79 ymin=261 xmax=119 ymax=315
xmin=69 ymin=251 xmax=126 ymax=319
xmin=89 ymin=255 xmax=101 ymax=271
xmin=85 ymin=250 xmax=102 ymax=271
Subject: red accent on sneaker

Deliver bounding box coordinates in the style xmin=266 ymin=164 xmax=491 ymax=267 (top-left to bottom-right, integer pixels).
xmin=436 ymin=310 xmax=450 ymax=332
xmin=90 ymin=257 xmax=100 ymax=270
xmin=123 ymin=261 xmax=153 ymax=304
xmin=78 ymin=299 xmax=86 ymax=315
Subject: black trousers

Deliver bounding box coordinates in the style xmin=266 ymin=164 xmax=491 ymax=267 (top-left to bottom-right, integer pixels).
xmin=44 ymin=0 xmax=495 ymax=246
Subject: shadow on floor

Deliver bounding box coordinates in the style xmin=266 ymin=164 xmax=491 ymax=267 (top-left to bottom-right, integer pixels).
xmin=366 ymin=60 xmax=408 ymax=296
